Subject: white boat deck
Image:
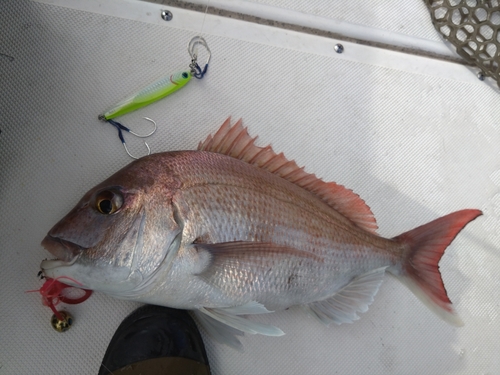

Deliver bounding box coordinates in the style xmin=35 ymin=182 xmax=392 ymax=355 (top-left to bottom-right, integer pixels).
xmin=1 ymin=1 xmax=499 ymax=373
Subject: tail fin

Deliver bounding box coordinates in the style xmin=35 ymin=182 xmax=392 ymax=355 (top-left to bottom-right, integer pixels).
xmin=390 ymin=209 xmax=482 ymax=326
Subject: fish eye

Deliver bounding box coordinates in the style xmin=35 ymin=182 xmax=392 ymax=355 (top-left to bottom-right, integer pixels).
xmin=95 ymin=190 xmax=123 ymax=215
xmin=182 ymin=72 xmax=189 ymax=79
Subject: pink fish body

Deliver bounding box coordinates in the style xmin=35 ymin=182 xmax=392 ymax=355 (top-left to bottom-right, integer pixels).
xmin=41 ymin=119 xmax=481 ymax=347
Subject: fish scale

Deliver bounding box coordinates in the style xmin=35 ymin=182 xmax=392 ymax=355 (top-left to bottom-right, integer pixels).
xmin=158 ymin=152 xmax=398 ymax=309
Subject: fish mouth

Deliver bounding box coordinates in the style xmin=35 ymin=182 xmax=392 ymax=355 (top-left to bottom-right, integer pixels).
xmin=41 ymin=235 xmax=84 ymax=268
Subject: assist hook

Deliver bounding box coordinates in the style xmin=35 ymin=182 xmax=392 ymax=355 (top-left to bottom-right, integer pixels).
xmin=102 ymin=117 xmax=157 ymax=159
xmin=188 ymin=36 xmax=211 ymax=79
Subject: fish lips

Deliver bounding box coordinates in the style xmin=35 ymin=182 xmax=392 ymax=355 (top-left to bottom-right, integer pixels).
xmin=41 ymin=235 xmax=84 ymax=266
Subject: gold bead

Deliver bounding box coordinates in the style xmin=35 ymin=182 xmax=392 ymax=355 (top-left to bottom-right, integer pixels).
xmin=50 ymin=311 xmax=73 ymax=332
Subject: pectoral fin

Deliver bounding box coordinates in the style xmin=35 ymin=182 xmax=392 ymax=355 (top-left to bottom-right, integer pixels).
xmin=306 ymin=267 xmax=387 ymax=325
xmin=194 ymin=241 xmax=323 ymax=278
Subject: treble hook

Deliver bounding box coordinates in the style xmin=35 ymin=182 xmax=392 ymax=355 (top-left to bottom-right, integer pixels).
xmin=188 ymin=36 xmax=211 ymax=79
xmin=104 ymin=117 xmax=157 ymax=159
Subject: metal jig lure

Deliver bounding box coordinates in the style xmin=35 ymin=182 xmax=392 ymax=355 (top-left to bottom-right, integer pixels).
xmin=99 ymin=36 xmax=211 ymax=159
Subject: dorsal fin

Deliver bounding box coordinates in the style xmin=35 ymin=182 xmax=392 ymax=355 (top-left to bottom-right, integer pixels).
xmin=198 ymin=118 xmax=378 ymax=233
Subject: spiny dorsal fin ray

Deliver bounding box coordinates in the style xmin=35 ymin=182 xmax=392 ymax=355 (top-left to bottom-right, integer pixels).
xmin=198 ymin=118 xmax=378 ymax=233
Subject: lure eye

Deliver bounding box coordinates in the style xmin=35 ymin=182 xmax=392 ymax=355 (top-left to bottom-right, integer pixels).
xmin=95 ymin=190 xmax=123 ymax=215
xmin=182 ymin=72 xmax=189 ymax=79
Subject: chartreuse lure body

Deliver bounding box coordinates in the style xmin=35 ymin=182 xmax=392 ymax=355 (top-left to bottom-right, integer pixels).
xmin=99 ymin=70 xmax=192 ymax=121
xmin=99 ymin=36 xmax=211 ymax=159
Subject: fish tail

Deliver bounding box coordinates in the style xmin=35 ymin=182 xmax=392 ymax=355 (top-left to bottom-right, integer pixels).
xmin=389 ymin=209 xmax=482 ymax=326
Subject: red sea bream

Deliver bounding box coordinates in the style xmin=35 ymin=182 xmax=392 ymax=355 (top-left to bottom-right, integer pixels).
xmin=40 ymin=119 xmax=481 ymax=348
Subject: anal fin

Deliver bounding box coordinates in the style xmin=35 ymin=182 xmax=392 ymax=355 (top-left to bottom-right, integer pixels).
xmin=307 ymin=267 xmax=387 ymax=325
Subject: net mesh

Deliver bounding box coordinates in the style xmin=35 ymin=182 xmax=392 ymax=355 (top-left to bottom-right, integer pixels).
xmin=424 ymin=0 xmax=500 ymax=86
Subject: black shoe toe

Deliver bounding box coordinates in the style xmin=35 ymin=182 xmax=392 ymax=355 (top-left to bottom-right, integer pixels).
xmin=98 ymin=305 xmax=210 ymax=375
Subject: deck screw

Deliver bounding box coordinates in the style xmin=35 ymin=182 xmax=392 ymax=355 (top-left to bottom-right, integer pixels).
xmin=334 ymin=44 xmax=344 ymax=53
xmin=161 ymin=10 xmax=173 ymax=21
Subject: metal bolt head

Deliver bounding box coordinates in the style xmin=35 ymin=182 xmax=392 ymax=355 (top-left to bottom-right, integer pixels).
xmin=477 ymin=72 xmax=485 ymax=81
xmin=334 ymin=44 xmax=344 ymax=53
xmin=161 ymin=10 xmax=173 ymax=21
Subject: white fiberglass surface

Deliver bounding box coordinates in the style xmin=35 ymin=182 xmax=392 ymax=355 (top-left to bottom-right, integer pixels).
xmin=246 ymin=0 xmax=442 ymax=41
xmin=1 ymin=1 xmax=499 ymax=374
xmin=180 ymin=0 xmax=456 ymax=59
